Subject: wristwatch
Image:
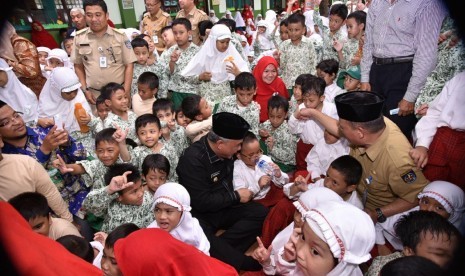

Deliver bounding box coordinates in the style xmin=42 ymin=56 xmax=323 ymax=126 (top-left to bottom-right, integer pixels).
xmin=375 ymin=208 xmax=387 ymax=223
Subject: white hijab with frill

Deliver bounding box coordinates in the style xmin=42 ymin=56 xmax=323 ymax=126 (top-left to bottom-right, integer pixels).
xmin=148 ymin=182 xmax=210 ymax=255
xmin=38 ymin=67 xmax=91 ymax=132
xmin=181 ymin=24 xmax=249 ymax=84
xmin=0 ymin=58 xmax=38 ymax=123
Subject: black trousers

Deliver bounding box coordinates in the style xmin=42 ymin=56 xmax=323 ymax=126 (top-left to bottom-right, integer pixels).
xmin=370 ymin=61 xmax=417 ymax=139
xmin=195 ymin=202 xmax=268 ymax=271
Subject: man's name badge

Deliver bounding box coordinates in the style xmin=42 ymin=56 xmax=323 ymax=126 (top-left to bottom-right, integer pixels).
xmin=99 ymin=56 xmax=107 ymax=68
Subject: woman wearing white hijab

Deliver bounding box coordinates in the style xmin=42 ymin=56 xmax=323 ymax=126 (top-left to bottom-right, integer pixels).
xmin=181 ymin=24 xmax=249 ymax=105
xmin=0 ymin=58 xmax=39 ymax=124
xmin=148 ymin=182 xmax=210 ymax=255
xmin=38 ymin=67 xmax=91 ymax=134
xmin=209 ymin=10 xmax=219 ymax=24
xmin=264 ymin=10 xmax=277 ymax=35
xmin=295 ymin=200 xmax=375 ymax=276
xmin=375 ymin=180 xmax=465 ymax=251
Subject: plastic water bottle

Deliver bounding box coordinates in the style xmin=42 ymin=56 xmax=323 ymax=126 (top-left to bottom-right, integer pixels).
xmin=257 ymin=159 xmax=274 ymax=176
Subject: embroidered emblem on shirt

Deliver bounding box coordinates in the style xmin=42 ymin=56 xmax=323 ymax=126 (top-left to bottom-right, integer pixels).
xmin=124 ymin=40 xmax=132 ymax=49
xmin=401 ymin=169 xmax=416 ymax=184
xmin=211 ymin=171 xmax=220 ymax=183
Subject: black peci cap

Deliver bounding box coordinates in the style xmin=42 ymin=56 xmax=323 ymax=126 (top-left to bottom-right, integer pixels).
xmin=335 ymin=91 xmax=384 ymax=122
xmin=212 ymin=112 xmax=250 ymax=140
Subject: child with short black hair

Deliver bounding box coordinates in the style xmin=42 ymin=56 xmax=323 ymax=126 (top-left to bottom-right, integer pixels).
xmin=116 ymin=114 xmax=178 ymax=182
xmin=8 ymin=192 xmax=81 ymax=240
xmin=272 ymin=18 xmax=289 ymax=49
xmin=161 ymin=26 xmax=175 ymax=49
xmin=56 ymin=235 xmax=94 ymax=263
xmin=175 ymin=106 xmax=191 ymax=128
xmin=132 ymin=71 xmax=158 ymax=116
xmin=181 ymin=95 xmax=213 ymax=142
xmin=316 ymin=59 xmax=343 ymax=102
xmin=158 ymin=18 xmax=200 ymax=108
xmin=96 ymin=95 xmax=110 ymax=122
xmin=289 ymin=73 xmax=314 ymax=115
xmin=285 ymin=155 xmax=363 ymax=209
xmin=367 ymin=211 xmax=462 ymax=276
xmin=53 ymin=128 xmax=123 ymax=191
xmin=153 ymin=98 xmax=190 ymax=156
xmin=234 ymin=131 xmax=289 ymax=205
xmin=83 ymin=163 xmax=153 ymax=232
xmin=259 ymin=95 xmax=298 ymax=174
xmin=142 ymin=154 xmax=170 ymax=195
xmin=333 ymin=10 xmax=366 ymax=69
xmin=130 ymin=38 xmax=158 ymax=99
xmin=135 ymin=34 xmax=158 ymax=65
xmin=216 ymin=72 xmax=260 ymax=135
xmin=313 ymin=0 xmax=348 ymax=61
xmin=101 ymin=223 xmax=140 ymax=276
xmin=289 ymin=75 xmax=338 ymax=171
xmin=280 ymin=13 xmax=317 ymax=95
xmin=304 ymin=129 xmax=350 ymax=181
xmin=63 ymin=37 xmax=74 ymax=58
xmin=101 ymin=82 xmax=138 ymax=143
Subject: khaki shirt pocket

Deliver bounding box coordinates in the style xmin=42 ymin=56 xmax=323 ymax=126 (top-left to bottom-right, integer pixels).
xmin=78 ymin=47 xmax=92 ymax=63
xmin=109 ymin=44 xmax=122 ymax=65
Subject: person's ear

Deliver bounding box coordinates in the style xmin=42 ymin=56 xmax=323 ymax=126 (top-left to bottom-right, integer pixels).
xmin=320 ymin=95 xmax=326 ymax=102
xmin=105 ymin=99 xmax=112 ymax=107
xmin=346 ymin=184 xmax=356 ymax=193
xmin=403 ymin=246 xmax=414 ymax=256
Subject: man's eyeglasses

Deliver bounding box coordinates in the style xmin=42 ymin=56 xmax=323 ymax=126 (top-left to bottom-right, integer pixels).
xmin=0 ymin=112 xmax=23 ymax=127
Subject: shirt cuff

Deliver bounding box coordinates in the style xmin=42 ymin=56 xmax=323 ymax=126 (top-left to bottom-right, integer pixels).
xmin=36 ymin=149 xmax=51 ymax=163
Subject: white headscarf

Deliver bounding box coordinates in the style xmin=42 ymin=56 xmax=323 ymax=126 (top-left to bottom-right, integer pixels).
xmin=181 ymin=24 xmax=249 ymax=84
xmin=209 ymin=10 xmax=219 ymax=24
xmin=303 ymin=10 xmax=316 ymax=33
xmin=36 ymin=46 xmax=51 ymax=55
xmin=239 ymin=35 xmax=250 ymax=57
xmin=294 ymin=187 xmax=343 ymax=215
xmin=150 ymin=182 xmax=210 ymax=255
xmin=234 ymin=11 xmax=246 ymax=28
xmin=38 ymin=67 xmax=91 ymax=132
xmin=418 ymin=181 xmax=465 ymax=228
xmin=47 ymin=48 xmax=72 ymax=69
xmin=121 ymin=28 xmax=141 ymax=41
xmin=301 ymin=201 xmax=375 ymax=276
xmin=0 ymin=58 xmax=38 ymax=123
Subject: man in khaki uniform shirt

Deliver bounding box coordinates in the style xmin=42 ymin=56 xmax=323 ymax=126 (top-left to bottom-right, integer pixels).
xmin=301 ymin=91 xmax=428 ymax=224
xmin=71 ymin=0 xmax=136 ymax=107
xmin=335 ymin=92 xmax=428 ymax=223
xmin=176 ymin=0 xmax=209 ymax=46
xmin=140 ymin=0 xmax=172 ymax=55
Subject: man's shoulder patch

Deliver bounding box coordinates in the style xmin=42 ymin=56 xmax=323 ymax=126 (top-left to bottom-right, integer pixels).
xmin=401 ymin=169 xmax=417 ymax=184
xmin=124 ymin=40 xmax=132 ymax=49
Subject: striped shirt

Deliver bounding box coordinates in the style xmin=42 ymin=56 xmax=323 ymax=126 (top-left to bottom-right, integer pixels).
xmin=361 ymin=0 xmax=446 ymax=102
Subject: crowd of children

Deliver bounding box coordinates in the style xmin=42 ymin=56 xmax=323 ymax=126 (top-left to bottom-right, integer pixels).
xmin=2 ymin=0 xmax=465 ymax=275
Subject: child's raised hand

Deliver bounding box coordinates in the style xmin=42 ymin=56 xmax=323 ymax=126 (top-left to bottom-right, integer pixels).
xmin=112 ymin=124 xmax=128 ymax=144
xmin=107 ymin=171 xmax=134 ymax=194
xmin=252 ymin=236 xmax=273 ymax=265
xmin=226 ymin=61 xmax=241 ymax=76
xmin=333 ymin=39 xmax=343 ymax=52
xmin=265 ymin=136 xmax=274 ymax=151
xmin=259 ymin=129 xmax=270 ymax=138
xmin=258 ymin=175 xmax=272 ymax=188
xmin=94 ymin=231 xmax=108 ymax=246
xmin=41 ymin=125 xmax=69 ymax=154
xmin=283 ymin=227 xmax=301 ymax=262
xmin=294 ymin=174 xmax=310 ymax=192
xmin=52 ymin=154 xmax=74 ymax=174
xmin=199 ymin=71 xmax=212 ymax=81
xmin=170 ymin=50 xmax=180 ymax=63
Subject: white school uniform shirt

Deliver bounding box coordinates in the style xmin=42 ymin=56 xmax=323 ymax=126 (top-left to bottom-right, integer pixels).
xmin=288 ymin=102 xmax=339 ymax=145
xmin=324 ymin=82 xmax=344 ymax=103
xmin=233 ymin=155 xmax=289 ymax=200
xmin=414 ymin=71 xmax=465 ymax=148
xmin=306 ymin=137 xmax=350 ymax=181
